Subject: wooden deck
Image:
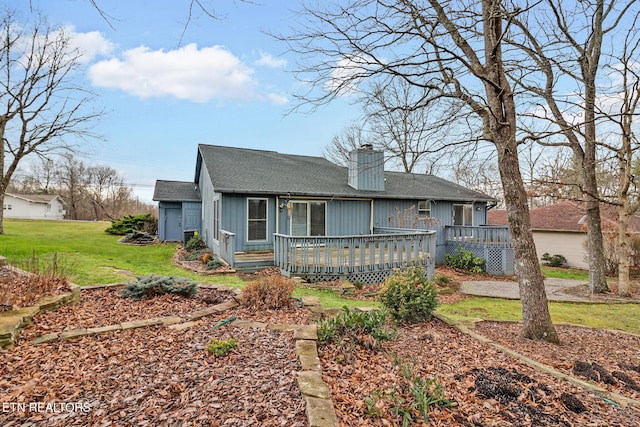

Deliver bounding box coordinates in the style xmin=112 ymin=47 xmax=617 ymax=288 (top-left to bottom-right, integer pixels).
xmin=274 ymin=230 xmax=436 ymax=284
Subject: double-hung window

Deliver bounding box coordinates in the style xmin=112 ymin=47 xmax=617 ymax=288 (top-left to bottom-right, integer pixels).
xmin=247 ymin=198 xmax=268 ymax=241
xmin=418 ymin=201 xmax=431 ymax=218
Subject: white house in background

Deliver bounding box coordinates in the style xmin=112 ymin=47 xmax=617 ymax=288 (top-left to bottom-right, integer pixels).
xmin=3 ymin=193 xmax=66 ymax=220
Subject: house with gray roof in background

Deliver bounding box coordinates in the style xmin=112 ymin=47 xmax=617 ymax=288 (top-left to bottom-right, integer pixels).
xmin=3 ymin=192 xmax=66 ymax=220
xmin=154 ymin=144 xmax=512 ymax=283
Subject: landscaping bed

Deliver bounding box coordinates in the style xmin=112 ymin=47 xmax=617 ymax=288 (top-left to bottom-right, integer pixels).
xmin=319 ymin=319 xmax=640 ymax=426
xmin=17 ymin=285 xmax=309 ymax=343
xmin=1 ymin=315 xmax=307 ymax=426
xmin=474 ymin=321 xmax=640 ymax=401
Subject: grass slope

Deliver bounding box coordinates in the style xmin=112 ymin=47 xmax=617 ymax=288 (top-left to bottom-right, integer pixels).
xmin=0 ymin=219 xmax=379 ymax=308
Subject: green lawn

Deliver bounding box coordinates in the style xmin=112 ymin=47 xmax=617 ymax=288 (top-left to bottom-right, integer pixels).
xmin=437 ymin=296 xmax=640 ymax=334
xmin=0 ymin=218 xmax=378 ymax=308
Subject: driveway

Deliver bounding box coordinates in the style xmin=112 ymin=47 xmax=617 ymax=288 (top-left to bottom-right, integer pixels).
xmin=460 ymin=278 xmax=632 ymax=303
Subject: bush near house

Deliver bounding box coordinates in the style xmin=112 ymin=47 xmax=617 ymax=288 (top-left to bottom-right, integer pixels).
xmin=239 ymin=276 xmax=295 ymax=309
xmin=105 ymin=214 xmax=158 ymax=235
xmin=444 ymin=245 xmax=486 ymax=273
xmin=379 ymin=265 xmax=438 ymax=323
xmin=541 ymin=253 xmax=568 ymax=268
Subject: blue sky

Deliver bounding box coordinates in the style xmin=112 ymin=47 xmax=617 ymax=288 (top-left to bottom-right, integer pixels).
xmin=7 ymin=0 xmax=361 ymax=202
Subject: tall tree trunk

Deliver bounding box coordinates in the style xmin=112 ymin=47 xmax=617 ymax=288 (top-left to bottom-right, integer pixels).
xmin=482 ymin=0 xmax=558 ymax=343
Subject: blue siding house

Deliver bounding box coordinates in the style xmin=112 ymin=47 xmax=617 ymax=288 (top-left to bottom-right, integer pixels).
xmin=154 ymin=144 xmax=509 ymax=283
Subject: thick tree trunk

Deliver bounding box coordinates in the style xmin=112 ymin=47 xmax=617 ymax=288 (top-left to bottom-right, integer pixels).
xmin=496 ymin=137 xmax=559 ymax=343
xmin=582 ymin=150 xmax=609 ymax=294
xmin=480 ymin=0 xmax=558 ymax=343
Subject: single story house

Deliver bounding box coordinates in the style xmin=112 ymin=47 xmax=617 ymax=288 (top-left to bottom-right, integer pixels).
xmin=154 ymin=144 xmax=510 ymax=282
xmin=488 ymin=201 xmax=640 ymax=269
xmin=3 ymin=193 xmax=66 ymax=220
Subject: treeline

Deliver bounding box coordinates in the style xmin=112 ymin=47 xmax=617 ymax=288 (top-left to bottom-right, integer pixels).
xmin=9 ymin=155 xmax=155 ymax=221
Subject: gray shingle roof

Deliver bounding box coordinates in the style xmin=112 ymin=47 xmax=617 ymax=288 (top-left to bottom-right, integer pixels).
xmin=6 ymin=192 xmax=63 ymax=204
xmin=196 ymin=144 xmax=494 ymax=202
xmin=153 ymin=180 xmax=201 ymax=202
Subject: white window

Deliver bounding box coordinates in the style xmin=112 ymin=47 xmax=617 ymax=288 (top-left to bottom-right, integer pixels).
xmin=291 ymin=201 xmax=326 ymax=236
xmin=453 ymin=204 xmax=473 ymax=226
xmin=418 ymin=201 xmax=431 ymax=218
xmin=212 ymin=196 xmax=220 ymax=241
xmin=47 ymin=203 xmax=52 ymax=212
xmin=247 ymin=198 xmax=268 ymax=241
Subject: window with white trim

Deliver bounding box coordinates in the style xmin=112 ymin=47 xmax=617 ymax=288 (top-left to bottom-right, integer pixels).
xmin=418 ymin=201 xmax=431 ymax=218
xmin=453 ymin=204 xmax=473 ymax=226
xmin=247 ymin=198 xmax=268 ymax=241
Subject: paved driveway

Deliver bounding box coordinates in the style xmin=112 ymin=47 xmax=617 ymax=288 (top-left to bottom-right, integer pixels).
xmin=460 ymin=278 xmax=616 ymax=303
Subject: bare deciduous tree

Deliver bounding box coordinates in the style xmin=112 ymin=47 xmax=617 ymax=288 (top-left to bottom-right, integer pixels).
xmin=509 ymin=0 xmax=638 ymax=293
xmin=0 ymin=11 xmax=101 ymax=233
xmin=280 ymin=0 xmax=558 ymax=342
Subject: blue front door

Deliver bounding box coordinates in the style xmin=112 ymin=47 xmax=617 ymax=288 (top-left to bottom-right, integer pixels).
xmin=165 ymin=208 xmax=182 ymax=241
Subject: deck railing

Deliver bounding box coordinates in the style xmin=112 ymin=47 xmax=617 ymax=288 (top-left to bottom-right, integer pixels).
xmin=444 ymin=225 xmax=512 ymax=247
xmin=444 ymin=225 xmax=514 ymax=275
xmin=219 ymin=230 xmax=236 ymax=268
xmin=273 ymin=230 xmax=436 ymax=283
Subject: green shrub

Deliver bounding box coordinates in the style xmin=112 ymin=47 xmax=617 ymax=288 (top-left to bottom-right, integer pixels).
xmin=317 ymin=306 xmax=396 ymax=348
xmin=239 ymin=276 xmax=295 ymax=309
xmin=541 ymin=252 xmax=568 ymax=268
xmin=105 ymin=214 xmax=157 ymax=235
xmin=120 ymin=275 xmax=198 ymax=300
xmin=444 ymin=245 xmax=486 ymax=273
xmin=185 ymin=234 xmax=207 ymax=252
xmin=206 ymin=258 xmax=225 ymax=270
xmin=379 ymin=265 xmax=437 ymax=323
xmin=205 ymin=337 xmax=237 ymax=356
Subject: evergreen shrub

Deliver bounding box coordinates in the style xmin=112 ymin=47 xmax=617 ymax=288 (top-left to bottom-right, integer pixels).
xmin=379 ymin=265 xmax=437 ymax=323
xmin=120 ymin=275 xmax=198 ymax=300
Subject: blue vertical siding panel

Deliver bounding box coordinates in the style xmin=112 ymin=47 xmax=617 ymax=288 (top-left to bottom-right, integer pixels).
xmin=182 ymin=202 xmax=202 ymax=233
xmin=327 ymin=200 xmax=370 ymax=235
xmin=198 ymin=163 xmax=217 ymax=252
xmin=221 ymin=194 xmax=276 ymax=252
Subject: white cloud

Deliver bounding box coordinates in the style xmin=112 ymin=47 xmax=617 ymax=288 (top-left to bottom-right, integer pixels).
xmin=263 ymin=92 xmax=289 ymax=105
xmin=65 ymin=27 xmax=115 ymax=64
xmin=87 ymin=43 xmax=258 ymax=103
xmin=255 ymin=51 xmax=287 ymax=68
xmin=326 ymin=55 xmax=369 ymax=96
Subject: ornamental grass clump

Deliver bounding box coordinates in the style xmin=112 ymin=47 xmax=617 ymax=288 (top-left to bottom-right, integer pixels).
xmin=239 ymin=276 xmax=295 ymax=309
xmin=120 ymin=275 xmax=198 ymax=300
xmin=379 ymin=265 xmax=437 ymax=323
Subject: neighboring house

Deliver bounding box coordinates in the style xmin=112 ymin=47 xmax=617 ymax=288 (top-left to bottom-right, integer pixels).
xmin=2 ymin=193 xmax=66 ymax=220
xmin=154 ymin=144 xmax=507 ymax=282
xmin=488 ymin=201 xmax=640 ymax=269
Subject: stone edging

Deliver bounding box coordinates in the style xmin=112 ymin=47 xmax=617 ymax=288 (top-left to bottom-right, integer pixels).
xmin=0 ymin=264 xmax=81 ymax=349
xmin=434 ymin=312 xmax=640 ymax=409
xmin=26 ymin=290 xmax=340 ymax=427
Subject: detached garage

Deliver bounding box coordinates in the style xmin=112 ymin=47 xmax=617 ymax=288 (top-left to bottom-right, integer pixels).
xmin=153 ymin=180 xmax=202 ymax=242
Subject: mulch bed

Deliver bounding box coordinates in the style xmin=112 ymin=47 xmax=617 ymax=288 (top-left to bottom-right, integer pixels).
xmin=17 ymin=286 xmax=310 ymax=343
xmin=1 ymin=316 xmax=307 ymax=426
xmin=474 ymin=321 xmax=640 ymax=401
xmin=319 ymin=319 xmax=640 ymax=426
xmin=0 ymin=267 xmax=70 ymax=312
